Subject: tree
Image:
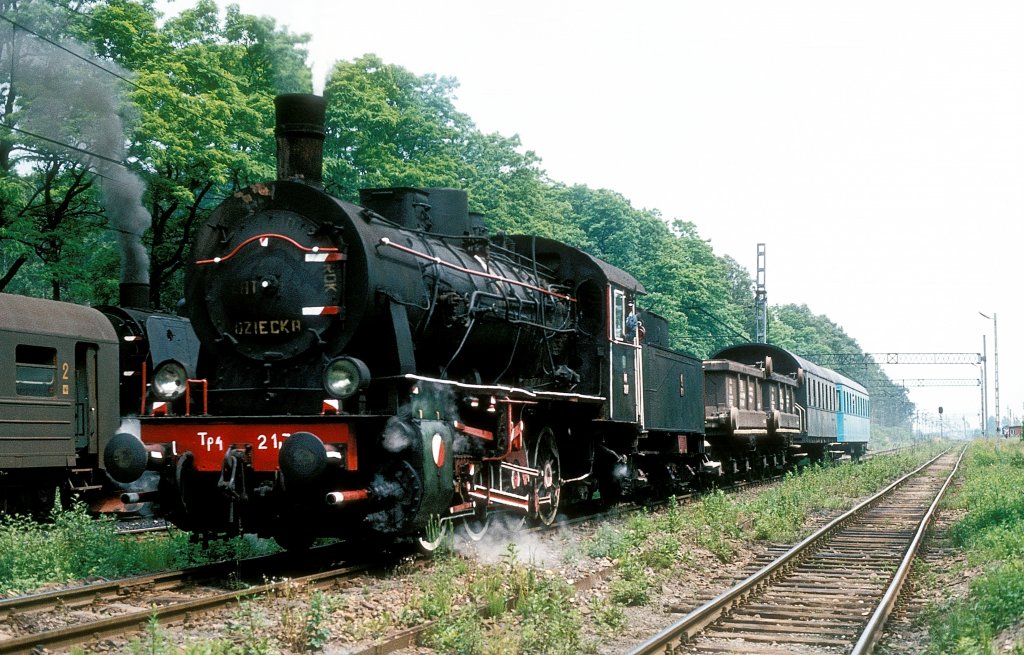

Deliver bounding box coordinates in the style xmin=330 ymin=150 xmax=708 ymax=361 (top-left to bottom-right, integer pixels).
xmin=460 ymin=131 xmax=580 ymax=243
xmin=322 ymin=54 xmax=474 ymax=199
xmin=0 ymin=0 xmax=123 ymax=299
xmin=0 ymin=0 xmax=313 ymax=305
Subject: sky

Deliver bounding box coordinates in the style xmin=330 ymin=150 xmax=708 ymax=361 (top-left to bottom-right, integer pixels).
xmin=155 ymin=0 xmax=1024 ymax=431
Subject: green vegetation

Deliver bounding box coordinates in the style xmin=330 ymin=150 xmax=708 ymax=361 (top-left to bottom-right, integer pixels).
xmin=742 ymin=446 xmax=945 ymax=542
xmin=580 ymin=444 xmax=945 ymax=615
xmin=922 ymin=440 xmax=1024 ymax=654
xmin=417 ymin=544 xmax=584 ymax=655
xmin=0 ymin=502 xmax=278 ymax=595
xmin=114 ymin=589 xmax=343 ymax=655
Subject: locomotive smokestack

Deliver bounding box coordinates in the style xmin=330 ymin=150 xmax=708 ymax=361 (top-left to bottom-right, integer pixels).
xmin=120 ymin=282 xmax=150 ymax=308
xmin=275 ymin=94 xmax=326 ymax=187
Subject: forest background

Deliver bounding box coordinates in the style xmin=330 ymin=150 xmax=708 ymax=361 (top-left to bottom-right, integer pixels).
xmin=0 ymin=0 xmax=913 ymax=432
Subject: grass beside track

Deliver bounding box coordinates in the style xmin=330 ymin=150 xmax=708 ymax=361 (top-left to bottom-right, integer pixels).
xmin=921 ymin=439 xmax=1024 ymax=655
xmin=0 ymin=505 xmax=278 ymax=596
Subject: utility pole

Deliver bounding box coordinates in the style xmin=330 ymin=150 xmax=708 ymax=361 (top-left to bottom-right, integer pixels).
xmin=754 ymin=243 xmax=767 ymax=343
xmin=980 ymin=311 xmax=1001 ymax=446
xmin=994 ymin=313 xmax=1001 ymax=437
xmin=981 ymin=334 xmax=989 ymax=435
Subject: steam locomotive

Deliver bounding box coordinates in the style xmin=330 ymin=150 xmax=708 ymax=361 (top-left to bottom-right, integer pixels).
xmin=104 ymin=94 xmax=869 ymax=548
xmin=0 ymin=287 xmax=198 ymax=515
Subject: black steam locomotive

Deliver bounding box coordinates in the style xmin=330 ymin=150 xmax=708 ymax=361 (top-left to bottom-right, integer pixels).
xmin=0 ymin=287 xmax=198 ymax=515
xmin=105 ymin=94 xmax=869 ymax=548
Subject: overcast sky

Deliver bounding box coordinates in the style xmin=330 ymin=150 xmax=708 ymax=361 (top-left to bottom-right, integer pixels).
xmin=157 ymin=0 xmax=1024 ymax=430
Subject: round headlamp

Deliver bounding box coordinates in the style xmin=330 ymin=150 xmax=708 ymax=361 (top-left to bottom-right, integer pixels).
xmin=323 ymin=356 xmax=370 ymax=399
xmin=152 ymin=360 xmax=188 ymax=400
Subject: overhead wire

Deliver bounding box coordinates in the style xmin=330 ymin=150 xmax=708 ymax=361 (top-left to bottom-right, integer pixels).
xmin=1 ymin=122 xmax=125 ymax=167
xmin=0 ymin=4 xmax=266 ymax=231
xmin=0 ymin=8 xmax=273 ymax=154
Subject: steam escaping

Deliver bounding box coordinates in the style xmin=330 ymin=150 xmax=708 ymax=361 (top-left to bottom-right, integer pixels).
xmin=3 ymin=24 xmax=150 ymax=284
xmin=381 ymin=416 xmax=416 ymax=453
xmin=454 ymin=513 xmax=569 ymax=568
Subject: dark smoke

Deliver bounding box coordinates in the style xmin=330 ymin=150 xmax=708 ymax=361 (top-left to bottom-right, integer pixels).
xmin=4 ymin=26 xmax=150 ymax=283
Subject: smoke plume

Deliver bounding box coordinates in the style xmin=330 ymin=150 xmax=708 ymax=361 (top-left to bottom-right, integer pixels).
xmin=3 ymin=23 xmax=150 ymax=283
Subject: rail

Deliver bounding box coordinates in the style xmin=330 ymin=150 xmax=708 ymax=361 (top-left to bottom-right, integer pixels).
xmin=627 ymin=446 xmax=963 ymax=654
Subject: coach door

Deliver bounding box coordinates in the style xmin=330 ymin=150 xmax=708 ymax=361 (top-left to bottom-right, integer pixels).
xmin=609 ymin=287 xmax=643 ymax=424
xmin=74 ymin=343 xmax=98 ymax=452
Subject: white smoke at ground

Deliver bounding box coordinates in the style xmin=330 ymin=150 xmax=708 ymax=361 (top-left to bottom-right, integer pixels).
xmin=4 ymin=28 xmax=150 ymax=283
xmin=453 ymin=513 xmax=577 ymax=569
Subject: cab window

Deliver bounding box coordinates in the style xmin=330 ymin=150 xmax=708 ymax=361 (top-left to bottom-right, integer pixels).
xmin=612 ymin=289 xmax=625 ymax=340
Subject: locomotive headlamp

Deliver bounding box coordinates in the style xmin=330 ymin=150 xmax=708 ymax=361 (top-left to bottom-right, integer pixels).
xmin=323 ymin=356 xmax=370 ymax=399
xmin=152 ymin=361 xmax=188 ymax=400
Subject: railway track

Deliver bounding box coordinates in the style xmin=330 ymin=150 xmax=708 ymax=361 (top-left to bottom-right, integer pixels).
xmin=0 ymin=449 xmax=924 ymax=654
xmin=628 ymin=446 xmax=964 ymax=655
xmin=0 ymin=545 xmax=376 ymax=655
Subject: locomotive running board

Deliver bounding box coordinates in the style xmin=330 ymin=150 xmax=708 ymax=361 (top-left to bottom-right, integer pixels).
xmin=403 ymin=374 xmax=605 ymax=402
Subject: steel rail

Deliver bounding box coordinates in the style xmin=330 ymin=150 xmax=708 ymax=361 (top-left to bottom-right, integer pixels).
xmin=0 ymin=564 xmax=369 ymax=655
xmin=0 ymin=543 xmax=355 ymax=619
xmin=0 ymin=568 xmax=194 ymax=619
xmin=626 ymin=448 xmax=953 ymax=655
xmin=850 ymin=445 xmax=967 ymax=654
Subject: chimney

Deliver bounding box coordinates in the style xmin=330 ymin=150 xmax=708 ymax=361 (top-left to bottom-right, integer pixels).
xmin=119 ymin=282 xmax=150 ymax=308
xmin=275 ymin=94 xmax=326 ymax=187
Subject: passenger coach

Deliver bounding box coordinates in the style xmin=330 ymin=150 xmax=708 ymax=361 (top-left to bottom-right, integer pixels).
xmin=711 ymin=343 xmax=870 ymax=460
xmin=0 ymin=293 xmax=120 ymax=511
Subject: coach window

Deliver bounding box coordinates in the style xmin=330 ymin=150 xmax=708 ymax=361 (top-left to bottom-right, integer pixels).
xmin=15 ymin=345 xmax=57 ymax=397
xmin=612 ymin=289 xmax=626 ymax=340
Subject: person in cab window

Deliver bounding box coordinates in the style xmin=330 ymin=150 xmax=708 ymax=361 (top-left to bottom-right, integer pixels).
xmin=624 ymin=302 xmax=645 ymax=342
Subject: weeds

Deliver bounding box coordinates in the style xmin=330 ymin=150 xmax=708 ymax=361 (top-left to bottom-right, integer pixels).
xmin=0 ymin=502 xmax=279 ymax=595
xmin=417 ymin=544 xmax=583 ymax=655
xmin=923 ymin=439 xmax=1024 ymax=654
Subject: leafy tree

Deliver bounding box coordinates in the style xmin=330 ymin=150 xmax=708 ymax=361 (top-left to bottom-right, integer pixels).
xmin=222 ymin=5 xmax=311 ymax=95
xmin=1 ymin=0 xmax=311 ymax=306
xmin=460 ymin=131 xmax=581 ymax=243
xmin=0 ymin=0 xmax=119 ymax=300
xmin=322 ymin=54 xmax=470 ymax=198
xmin=119 ymin=0 xmax=314 ymax=307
